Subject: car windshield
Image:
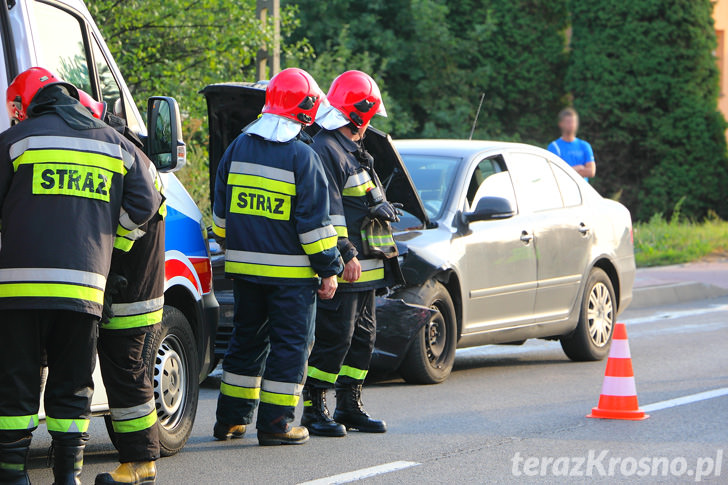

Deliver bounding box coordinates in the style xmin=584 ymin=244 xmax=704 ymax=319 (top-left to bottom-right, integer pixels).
xmin=400 ymin=154 xmax=461 ymax=220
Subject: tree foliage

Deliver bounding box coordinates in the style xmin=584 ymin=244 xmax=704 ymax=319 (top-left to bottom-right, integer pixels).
xmin=568 ymin=0 xmax=728 ymax=220
xmin=88 ymin=0 xmax=308 ymax=118
xmin=287 ymin=0 xmax=570 ymax=142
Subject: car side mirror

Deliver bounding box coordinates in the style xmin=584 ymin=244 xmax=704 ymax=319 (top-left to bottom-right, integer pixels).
xmin=146 ymin=96 xmax=186 ymax=172
xmin=462 ymin=196 xmax=515 ymax=224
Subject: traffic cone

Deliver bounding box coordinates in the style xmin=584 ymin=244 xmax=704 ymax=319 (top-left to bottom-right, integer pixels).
xmin=587 ymin=322 xmax=648 ymax=420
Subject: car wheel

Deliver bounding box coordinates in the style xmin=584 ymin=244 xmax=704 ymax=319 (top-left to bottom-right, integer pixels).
xmin=560 ymin=268 xmax=616 ymax=361
xmin=398 ymin=280 xmax=458 ymax=384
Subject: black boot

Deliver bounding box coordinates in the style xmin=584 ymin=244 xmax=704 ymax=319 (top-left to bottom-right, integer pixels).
xmin=0 ymin=436 xmax=31 ymax=485
xmin=300 ymin=386 xmax=346 ymax=437
xmin=333 ymin=383 xmax=387 ymax=433
xmin=51 ymin=442 xmax=85 ymax=485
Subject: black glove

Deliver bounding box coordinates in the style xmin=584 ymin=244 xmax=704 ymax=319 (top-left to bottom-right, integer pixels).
xmin=370 ymin=201 xmax=403 ymax=222
xmin=101 ymin=273 xmax=128 ymax=324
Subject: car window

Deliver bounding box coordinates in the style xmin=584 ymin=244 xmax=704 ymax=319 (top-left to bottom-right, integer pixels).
xmin=400 ymin=154 xmax=460 ymax=219
xmin=551 ymin=162 xmax=582 ymax=207
xmin=467 ymin=156 xmax=518 ymax=214
xmin=506 ymin=152 xmax=564 ymax=213
xmin=466 ymin=158 xmax=499 ymax=205
xmin=32 ymin=1 xmax=92 ymax=94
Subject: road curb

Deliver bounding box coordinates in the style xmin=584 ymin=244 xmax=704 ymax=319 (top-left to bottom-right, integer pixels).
xmin=630 ymin=282 xmax=728 ymax=309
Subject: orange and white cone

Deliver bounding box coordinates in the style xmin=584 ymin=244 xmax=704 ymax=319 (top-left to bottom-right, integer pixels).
xmin=587 ymin=322 xmax=648 ymax=420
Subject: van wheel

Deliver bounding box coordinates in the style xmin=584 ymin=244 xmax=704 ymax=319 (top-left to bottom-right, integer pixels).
xmin=104 ymin=306 xmax=199 ymax=457
xmin=148 ymin=306 xmax=199 ymax=456
xmin=560 ymin=268 xmax=616 ymax=361
xmin=398 ymin=280 xmax=457 ymax=384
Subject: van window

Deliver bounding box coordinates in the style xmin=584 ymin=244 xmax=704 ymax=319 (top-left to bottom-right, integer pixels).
xmin=90 ymin=38 xmax=122 ymax=115
xmin=33 ymin=1 xmax=92 ymax=94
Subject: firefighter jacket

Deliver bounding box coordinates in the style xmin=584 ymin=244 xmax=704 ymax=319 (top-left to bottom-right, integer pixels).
xmin=0 ymin=112 xmax=161 ymax=318
xmin=103 ymin=156 xmax=166 ymax=331
xmin=212 ymin=133 xmax=343 ymax=286
xmin=311 ymin=129 xmax=389 ymax=292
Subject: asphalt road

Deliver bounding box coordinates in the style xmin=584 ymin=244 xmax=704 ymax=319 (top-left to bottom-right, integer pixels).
xmin=27 ymin=297 xmax=728 ymax=484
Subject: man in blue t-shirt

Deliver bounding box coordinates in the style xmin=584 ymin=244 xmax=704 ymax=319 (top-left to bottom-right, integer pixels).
xmin=547 ymin=108 xmax=596 ymax=182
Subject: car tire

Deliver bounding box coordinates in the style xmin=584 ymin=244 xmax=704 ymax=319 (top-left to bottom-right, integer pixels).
xmin=560 ymin=268 xmax=616 ymax=361
xmin=398 ymin=280 xmax=458 ymax=384
xmin=104 ymin=306 xmax=199 ymax=457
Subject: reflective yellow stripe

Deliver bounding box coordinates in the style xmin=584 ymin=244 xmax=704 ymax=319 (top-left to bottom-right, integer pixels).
xmin=111 ymin=411 xmax=157 ymax=434
xmin=357 ymin=267 xmax=385 ymax=283
xmin=334 ymin=226 xmax=348 ymax=237
xmin=228 ymin=173 xmax=296 ymax=196
xmin=338 ymin=263 xmax=385 ymax=284
xmin=0 ymin=462 xmax=25 ymax=471
xmin=339 ymin=365 xmax=368 ymax=381
xmin=259 ymin=390 xmax=300 ymax=407
xmin=159 ymin=201 xmax=167 ymax=218
xmin=212 ymin=223 xmax=226 ymax=238
xmin=13 ymin=149 xmax=125 ymax=174
xmin=220 ymin=382 xmax=260 ymax=400
xmin=303 ymin=400 xmax=313 ymax=407
xmin=307 ymin=366 xmax=338 ymax=384
xmin=0 ymin=414 xmax=38 ymax=430
xmin=0 ymin=283 xmax=104 ymax=304
xmin=102 ymin=309 xmax=163 ymax=330
xmin=114 ymin=237 xmax=134 ymax=252
xmin=225 ymin=261 xmax=316 ymax=279
xmin=46 ymin=417 xmax=90 ymax=433
xmin=301 ymin=235 xmax=338 ymax=255
xmin=342 ymin=180 xmax=376 ymax=197
xmin=364 ymin=233 xmax=396 ymax=246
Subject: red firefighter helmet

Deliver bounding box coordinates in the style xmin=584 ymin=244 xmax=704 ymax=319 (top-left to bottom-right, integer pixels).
xmin=262 ymin=68 xmax=324 ymax=126
xmin=5 ymin=67 xmax=79 ymax=122
xmin=326 ymin=70 xmax=387 ymax=128
xmin=77 ymin=90 xmax=107 ymax=120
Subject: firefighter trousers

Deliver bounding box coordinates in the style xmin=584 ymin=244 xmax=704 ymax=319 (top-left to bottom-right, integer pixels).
xmin=216 ymin=279 xmax=316 ymax=434
xmin=307 ymin=290 xmax=376 ymax=388
xmin=0 ymin=309 xmax=96 ymax=447
xmin=97 ymin=325 xmax=160 ymax=462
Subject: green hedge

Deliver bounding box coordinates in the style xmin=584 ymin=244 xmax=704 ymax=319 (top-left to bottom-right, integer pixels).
xmin=567 ymin=0 xmax=728 ymax=220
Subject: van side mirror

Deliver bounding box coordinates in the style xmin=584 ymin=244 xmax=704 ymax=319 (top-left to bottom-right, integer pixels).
xmin=462 ymin=196 xmax=515 ymax=224
xmin=146 ymin=96 xmax=186 ymax=172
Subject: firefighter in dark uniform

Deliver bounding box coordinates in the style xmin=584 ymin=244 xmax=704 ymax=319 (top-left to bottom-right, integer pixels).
xmin=212 ymin=68 xmax=343 ymax=446
xmin=302 ymin=71 xmax=400 ymax=437
xmin=0 ymin=68 xmax=160 ymax=485
xmin=73 ymin=89 xmax=166 ymax=485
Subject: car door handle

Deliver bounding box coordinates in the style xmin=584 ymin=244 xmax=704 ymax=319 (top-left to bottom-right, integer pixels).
xmin=520 ymin=231 xmax=533 ymax=244
xmin=579 ymin=223 xmax=590 ymax=235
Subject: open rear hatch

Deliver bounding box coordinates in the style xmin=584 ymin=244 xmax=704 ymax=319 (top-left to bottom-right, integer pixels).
xmin=201 ymin=82 xmax=429 ymax=227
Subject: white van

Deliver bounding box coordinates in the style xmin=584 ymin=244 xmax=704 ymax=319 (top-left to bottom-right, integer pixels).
xmin=1 ymin=0 xmax=219 ymax=456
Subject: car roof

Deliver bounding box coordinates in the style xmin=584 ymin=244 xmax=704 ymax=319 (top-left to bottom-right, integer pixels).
xmin=393 ymin=139 xmax=544 ymax=159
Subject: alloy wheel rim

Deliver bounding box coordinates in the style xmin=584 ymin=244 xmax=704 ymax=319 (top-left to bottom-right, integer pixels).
xmin=587 ymin=282 xmax=613 ymax=347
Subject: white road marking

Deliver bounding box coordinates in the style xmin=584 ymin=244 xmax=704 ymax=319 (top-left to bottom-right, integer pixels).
xmin=298 ymin=461 xmax=420 ymax=485
xmin=623 ymin=304 xmax=728 ymax=326
xmin=642 ymin=387 xmax=728 ymax=412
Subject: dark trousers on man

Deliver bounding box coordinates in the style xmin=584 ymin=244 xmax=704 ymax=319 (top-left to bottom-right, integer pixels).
xmin=307 ymin=290 xmax=376 ymax=388
xmin=0 ymin=309 xmax=96 ymax=446
xmin=97 ymin=326 xmax=160 ymax=463
xmin=216 ymin=279 xmax=316 ymax=434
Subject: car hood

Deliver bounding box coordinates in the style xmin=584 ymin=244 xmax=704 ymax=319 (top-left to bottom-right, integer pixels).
xmin=201 ymin=82 xmax=429 ymax=226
